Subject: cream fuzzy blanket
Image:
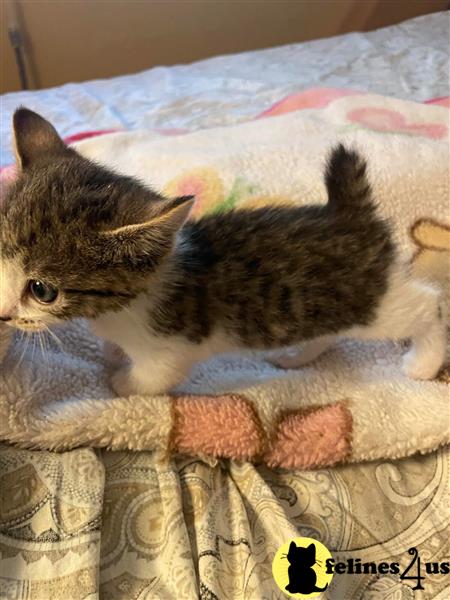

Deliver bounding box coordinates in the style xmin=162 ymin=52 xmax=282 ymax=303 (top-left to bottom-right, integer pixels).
xmin=0 ymin=92 xmax=449 ymax=469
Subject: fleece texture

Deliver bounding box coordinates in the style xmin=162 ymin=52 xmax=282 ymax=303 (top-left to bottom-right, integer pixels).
xmin=0 ymin=91 xmax=448 ymax=469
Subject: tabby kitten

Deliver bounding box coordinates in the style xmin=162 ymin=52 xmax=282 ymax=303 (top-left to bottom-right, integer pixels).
xmin=0 ymin=108 xmax=446 ymax=396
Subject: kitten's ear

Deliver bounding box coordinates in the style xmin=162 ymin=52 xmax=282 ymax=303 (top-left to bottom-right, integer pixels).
xmin=289 ymin=542 xmax=297 ymax=552
xmin=107 ymin=195 xmax=194 ymax=237
xmin=151 ymin=195 xmax=195 ymax=231
xmin=307 ymin=543 xmax=316 ymax=557
xmin=101 ymin=196 xmax=194 ymax=266
xmin=13 ymin=107 xmax=68 ymax=169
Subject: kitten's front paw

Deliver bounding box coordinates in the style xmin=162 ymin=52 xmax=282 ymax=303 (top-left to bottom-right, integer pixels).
xmin=111 ymin=366 xmax=139 ymax=397
xmin=110 ymin=365 xmax=173 ymax=397
xmin=104 ymin=341 xmax=129 ymax=370
xmin=402 ymin=349 xmax=443 ymax=381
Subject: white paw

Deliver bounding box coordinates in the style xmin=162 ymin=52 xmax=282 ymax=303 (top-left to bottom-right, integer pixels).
xmin=110 ymin=365 xmax=173 ymax=397
xmin=402 ymin=349 xmax=443 ymax=381
xmin=111 ymin=366 xmax=144 ymax=397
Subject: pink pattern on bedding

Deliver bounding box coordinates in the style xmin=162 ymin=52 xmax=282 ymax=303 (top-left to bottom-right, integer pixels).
xmin=264 ymin=402 xmax=352 ymax=469
xmin=425 ymin=96 xmax=450 ymax=107
xmin=63 ymin=129 xmax=119 ymax=144
xmin=255 ymin=87 xmax=362 ymax=119
xmin=1 ymin=89 xmax=448 ymax=179
xmin=154 ymin=127 xmax=190 ymax=136
xmin=347 ymin=107 xmax=447 ymax=139
xmin=173 ymin=395 xmax=263 ymax=459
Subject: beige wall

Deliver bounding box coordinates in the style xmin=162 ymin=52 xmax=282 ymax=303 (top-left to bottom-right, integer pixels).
xmin=1 ymin=0 xmax=448 ymax=94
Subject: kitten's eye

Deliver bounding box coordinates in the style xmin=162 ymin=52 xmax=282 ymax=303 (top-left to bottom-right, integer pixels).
xmin=28 ymin=280 xmax=59 ymax=304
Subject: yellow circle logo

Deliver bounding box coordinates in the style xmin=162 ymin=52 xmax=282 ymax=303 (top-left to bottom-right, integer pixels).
xmin=272 ymin=537 xmax=334 ymax=598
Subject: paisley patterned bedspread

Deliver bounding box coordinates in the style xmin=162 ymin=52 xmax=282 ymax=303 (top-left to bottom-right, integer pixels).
xmin=1 ymin=449 xmax=448 ymax=599
xmin=1 ymin=11 xmax=449 ymax=599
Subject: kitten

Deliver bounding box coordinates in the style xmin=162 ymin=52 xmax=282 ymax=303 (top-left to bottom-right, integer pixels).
xmin=0 ymin=108 xmax=446 ymax=396
xmin=284 ymin=541 xmax=328 ymax=595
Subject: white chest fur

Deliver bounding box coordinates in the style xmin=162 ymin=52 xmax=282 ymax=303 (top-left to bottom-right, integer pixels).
xmin=91 ymin=294 xmax=153 ymax=356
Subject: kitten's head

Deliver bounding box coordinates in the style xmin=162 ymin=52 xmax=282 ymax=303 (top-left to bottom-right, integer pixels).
xmin=0 ymin=108 xmax=193 ymax=332
xmin=287 ymin=542 xmax=316 ymax=567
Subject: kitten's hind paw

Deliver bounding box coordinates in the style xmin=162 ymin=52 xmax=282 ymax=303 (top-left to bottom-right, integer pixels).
xmin=402 ymin=301 xmax=447 ymax=380
xmin=402 ymin=349 xmax=445 ymax=380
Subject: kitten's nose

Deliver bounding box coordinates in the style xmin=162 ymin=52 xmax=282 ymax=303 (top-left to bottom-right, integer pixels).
xmin=0 ymin=316 xmax=12 ymax=322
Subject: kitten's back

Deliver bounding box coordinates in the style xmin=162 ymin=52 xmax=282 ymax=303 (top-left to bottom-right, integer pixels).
xmin=152 ymin=146 xmax=395 ymax=347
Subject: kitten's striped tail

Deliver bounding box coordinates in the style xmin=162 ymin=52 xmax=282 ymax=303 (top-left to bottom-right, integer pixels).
xmin=325 ymin=144 xmax=374 ymax=214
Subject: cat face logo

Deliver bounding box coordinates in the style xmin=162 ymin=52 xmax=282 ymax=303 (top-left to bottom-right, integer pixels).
xmin=272 ymin=537 xmax=334 ymax=598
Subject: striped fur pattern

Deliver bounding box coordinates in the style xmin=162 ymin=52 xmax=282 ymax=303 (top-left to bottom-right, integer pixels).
xmin=0 ymin=109 xmax=445 ymax=396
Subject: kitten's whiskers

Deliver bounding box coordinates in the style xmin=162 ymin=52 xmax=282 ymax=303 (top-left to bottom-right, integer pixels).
xmin=30 ymin=333 xmax=38 ymax=365
xmin=37 ymin=331 xmax=49 ymax=366
xmin=14 ymin=331 xmax=31 ymax=372
xmin=44 ymin=325 xmax=64 ymax=352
